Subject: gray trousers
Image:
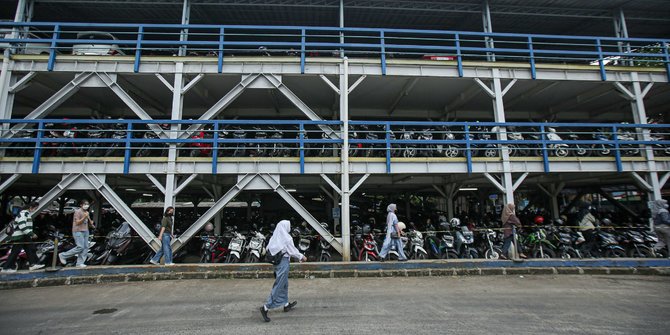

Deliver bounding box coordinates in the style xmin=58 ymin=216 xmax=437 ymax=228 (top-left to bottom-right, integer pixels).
xmin=655 ymin=224 xmax=670 ymax=255
xmin=265 ymin=257 xmax=290 ymax=309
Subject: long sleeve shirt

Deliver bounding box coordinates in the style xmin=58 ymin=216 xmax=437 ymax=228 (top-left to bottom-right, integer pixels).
xmin=10 ymin=210 xmax=33 ymax=241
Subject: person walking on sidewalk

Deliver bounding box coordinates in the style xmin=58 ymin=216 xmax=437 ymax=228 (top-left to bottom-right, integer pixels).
xmin=59 ymin=200 xmax=95 ymax=268
xmin=378 ymin=203 xmax=407 ymax=262
xmin=2 ymin=202 xmax=45 ymax=273
xmin=500 ymin=203 xmax=525 ymax=260
xmin=651 ymin=199 xmax=670 ymax=257
xmin=150 ymin=206 xmax=175 ymax=266
xmin=260 ymin=220 xmax=306 ymax=323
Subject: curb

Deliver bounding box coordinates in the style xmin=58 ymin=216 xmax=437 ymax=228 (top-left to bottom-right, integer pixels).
xmin=0 ymin=266 xmax=668 ymax=290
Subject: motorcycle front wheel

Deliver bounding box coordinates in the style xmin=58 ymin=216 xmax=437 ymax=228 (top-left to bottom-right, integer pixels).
xmin=484 ymin=248 xmax=502 ymax=260
xmin=554 ymin=147 xmax=569 ymax=158
xmin=532 ymin=246 xmax=555 ymax=259
xmin=248 ymin=254 xmax=259 ymax=263
xmin=628 ymin=246 xmax=654 ymax=258
xmin=444 ymin=145 xmax=459 ymax=158
xmin=604 ymin=248 xmax=626 ymax=258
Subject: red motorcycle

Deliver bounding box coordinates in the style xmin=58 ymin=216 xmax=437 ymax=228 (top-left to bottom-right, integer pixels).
xmin=186 ymin=130 xmax=212 ymax=157
xmin=199 ymin=234 xmax=230 ymax=263
xmin=0 ymin=245 xmax=29 ymax=270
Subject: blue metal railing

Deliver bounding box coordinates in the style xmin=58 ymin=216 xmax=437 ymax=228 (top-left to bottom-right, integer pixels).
xmin=2 ymin=119 xmax=670 ymax=175
xmin=0 ymin=22 xmax=668 ymax=80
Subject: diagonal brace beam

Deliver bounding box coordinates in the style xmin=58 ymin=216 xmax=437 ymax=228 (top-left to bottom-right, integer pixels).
xmin=264 ymin=74 xmax=340 ymax=140
xmin=171 ymin=173 xmax=254 ymax=252
xmin=260 ymin=174 xmax=343 ymax=254
xmin=97 ymin=72 xmax=167 ymax=139
xmin=484 ymin=173 xmax=505 ymax=193
xmin=179 ymin=74 xmax=258 ymax=139
xmin=174 ymin=174 xmax=198 ymax=195
xmin=3 ymin=72 xmax=93 ymax=137
xmin=320 ymin=174 xmax=342 ymax=195
xmin=146 ymin=174 xmax=166 ymax=194
xmin=82 ymin=173 xmax=159 ymax=251
xmin=349 ymin=173 xmax=370 ymax=195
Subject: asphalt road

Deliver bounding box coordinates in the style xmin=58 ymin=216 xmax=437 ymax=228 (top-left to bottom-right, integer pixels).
xmin=0 ymin=275 xmax=668 ymax=335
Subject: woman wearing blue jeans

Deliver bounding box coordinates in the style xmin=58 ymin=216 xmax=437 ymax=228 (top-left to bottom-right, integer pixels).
xmin=150 ymin=206 xmax=174 ymax=265
xmin=260 ymin=220 xmax=306 ymax=322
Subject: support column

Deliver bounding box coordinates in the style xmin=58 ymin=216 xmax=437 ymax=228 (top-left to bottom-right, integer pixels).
xmin=164 ymin=63 xmax=186 ymax=211
xmin=482 ymin=0 xmax=495 ymax=61
xmin=613 ymin=8 xmax=633 ymax=66
xmin=614 ymin=73 xmax=661 ymax=220
xmin=178 ymin=0 xmax=191 ymax=57
xmin=339 ymin=0 xmax=344 ymax=57
xmin=340 ymin=57 xmax=351 ymax=261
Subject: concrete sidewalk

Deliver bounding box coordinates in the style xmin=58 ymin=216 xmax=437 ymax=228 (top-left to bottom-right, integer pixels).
xmin=1 ymin=258 xmax=669 ymax=290
xmin=0 ymin=275 xmax=668 ymax=335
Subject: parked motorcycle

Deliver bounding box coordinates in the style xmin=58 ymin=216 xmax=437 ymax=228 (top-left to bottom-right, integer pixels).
xmin=452 ymin=218 xmax=478 ymax=258
xmin=244 ymin=227 xmax=267 ymax=263
xmin=317 ymin=223 xmax=332 ymax=262
xmin=225 ymin=228 xmax=246 ymax=263
xmin=405 ymin=227 xmax=428 ymax=260
xmin=436 ymin=126 xmax=461 ymax=158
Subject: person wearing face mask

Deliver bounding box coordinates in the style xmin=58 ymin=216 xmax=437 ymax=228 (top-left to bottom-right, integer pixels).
xmin=59 ymin=200 xmax=96 ymax=267
xmin=150 ymin=206 xmax=175 ymax=265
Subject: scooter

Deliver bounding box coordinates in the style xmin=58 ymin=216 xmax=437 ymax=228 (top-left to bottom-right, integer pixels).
xmin=436 ymin=126 xmax=461 ymax=158
xmin=481 ymin=228 xmax=503 ymax=259
xmin=317 ymin=223 xmax=332 ymax=262
xmin=405 ymin=228 xmax=428 ymax=260
xmin=453 ymin=219 xmax=478 ymax=258
xmin=244 ymin=228 xmax=267 ymax=263
xmin=225 ymin=228 xmax=246 ymax=263
xmin=399 ymin=127 xmax=416 ymax=158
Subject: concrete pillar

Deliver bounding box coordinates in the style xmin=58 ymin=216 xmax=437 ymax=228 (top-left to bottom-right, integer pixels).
xmin=491 ymin=70 xmax=514 ymax=204
xmin=164 ymin=63 xmax=185 ymax=214
xmin=339 ymin=58 xmax=350 ymax=261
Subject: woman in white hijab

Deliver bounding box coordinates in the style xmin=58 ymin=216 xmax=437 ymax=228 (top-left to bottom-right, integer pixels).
xmin=378 ymin=203 xmax=407 ymax=261
xmin=260 ymin=220 xmax=306 ymax=322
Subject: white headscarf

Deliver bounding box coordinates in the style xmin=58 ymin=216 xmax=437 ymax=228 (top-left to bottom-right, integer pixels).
xmin=266 ymin=220 xmax=303 ymax=260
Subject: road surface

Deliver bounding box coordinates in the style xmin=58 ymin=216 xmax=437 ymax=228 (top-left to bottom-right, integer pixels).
xmin=0 ymin=275 xmax=668 ymax=334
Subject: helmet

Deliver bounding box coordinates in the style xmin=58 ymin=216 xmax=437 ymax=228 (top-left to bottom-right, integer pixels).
xmin=534 ymin=216 xmax=545 ymax=225
xmin=362 ymin=224 xmax=371 ymax=234
xmin=204 ymin=222 xmax=214 ymax=232
xmin=397 ymin=221 xmax=406 ymax=231
xmin=601 ymin=218 xmax=612 ymax=226
xmin=449 ymin=218 xmax=460 ymax=228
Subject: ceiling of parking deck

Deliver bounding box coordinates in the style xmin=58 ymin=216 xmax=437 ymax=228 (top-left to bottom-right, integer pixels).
xmin=10 ymin=74 xmax=668 ymax=123
xmin=1 ymin=172 xmax=656 ymax=204
xmin=1 ymin=1 xmax=669 ymax=38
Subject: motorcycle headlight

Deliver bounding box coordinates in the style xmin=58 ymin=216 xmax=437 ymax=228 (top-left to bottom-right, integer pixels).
xmin=205 ymin=242 xmax=211 ymax=248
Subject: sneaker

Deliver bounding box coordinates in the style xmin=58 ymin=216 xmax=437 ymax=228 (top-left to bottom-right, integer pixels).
xmin=29 ymin=264 xmax=45 ymax=271
xmin=260 ymin=306 xmax=271 ymax=322
xmin=1 ymin=268 xmax=17 ymax=273
xmin=58 ymin=253 xmax=67 ymax=265
xmin=283 ymin=301 xmax=297 ymax=312
xmin=76 ymin=264 xmax=87 ymax=268
xmin=149 ymin=259 xmax=159 ymax=265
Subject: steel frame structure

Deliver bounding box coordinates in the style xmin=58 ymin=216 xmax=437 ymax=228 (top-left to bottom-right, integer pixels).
xmin=0 ymin=0 xmax=669 ymax=259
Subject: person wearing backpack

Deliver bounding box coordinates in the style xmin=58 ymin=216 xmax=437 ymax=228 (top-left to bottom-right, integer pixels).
xmin=260 ymin=220 xmax=306 ymax=323
xmin=2 ymin=202 xmax=45 ymax=273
